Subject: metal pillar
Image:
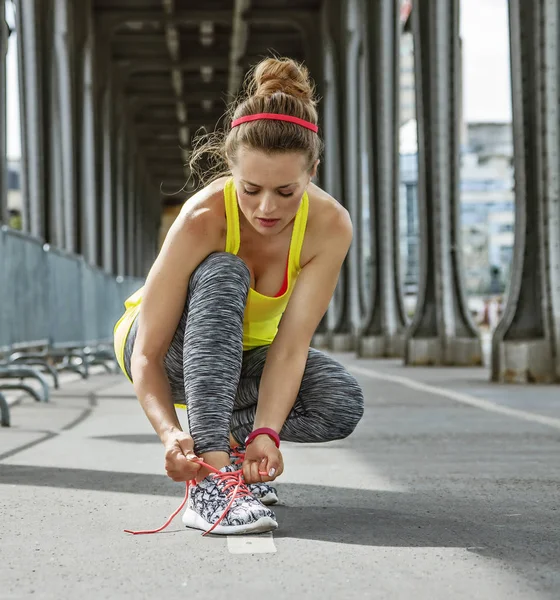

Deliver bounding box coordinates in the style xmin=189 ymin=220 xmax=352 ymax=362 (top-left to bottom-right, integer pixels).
xmin=312 ymin=25 xmax=339 ymax=349
xmin=54 ymin=0 xmax=77 ymax=253
xmin=48 ymin=37 xmax=66 ymax=249
xmin=79 ymin=6 xmax=98 ymax=265
xmin=322 ymin=0 xmax=355 ymax=352
xmin=115 ymin=120 xmax=126 ymax=276
xmin=405 ymin=0 xmax=481 ymax=366
xmin=15 ymin=0 xmax=46 ymax=238
xmin=492 ymin=0 xmax=560 ymax=383
xmin=0 ymin=0 xmax=7 ymax=225
xmin=135 ymin=165 xmax=146 ymax=277
xmin=101 ymin=84 xmax=115 ymax=273
xmin=126 ymin=150 xmax=137 ymax=276
xmin=359 ymin=0 xmax=407 ymax=358
xmin=341 ymin=0 xmax=363 ymax=351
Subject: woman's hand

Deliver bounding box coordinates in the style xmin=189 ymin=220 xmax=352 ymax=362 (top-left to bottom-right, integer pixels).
xmin=242 ymin=435 xmax=284 ymax=484
xmin=163 ymin=429 xmax=202 ymax=482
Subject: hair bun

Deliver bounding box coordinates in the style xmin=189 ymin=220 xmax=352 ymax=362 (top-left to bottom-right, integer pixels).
xmin=251 ymin=57 xmax=315 ymax=104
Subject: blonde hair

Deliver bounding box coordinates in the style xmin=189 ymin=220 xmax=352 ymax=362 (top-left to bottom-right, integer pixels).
xmin=188 ymin=57 xmax=322 ymax=186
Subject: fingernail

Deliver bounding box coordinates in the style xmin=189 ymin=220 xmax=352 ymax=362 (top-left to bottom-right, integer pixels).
xmin=268 ymin=468 xmax=276 ymax=477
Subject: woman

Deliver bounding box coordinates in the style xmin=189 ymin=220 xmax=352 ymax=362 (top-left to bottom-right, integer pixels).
xmin=114 ymin=57 xmax=364 ymax=535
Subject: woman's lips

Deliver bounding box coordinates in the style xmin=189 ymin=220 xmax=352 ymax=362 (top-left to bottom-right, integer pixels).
xmin=256 ymin=218 xmax=280 ymax=228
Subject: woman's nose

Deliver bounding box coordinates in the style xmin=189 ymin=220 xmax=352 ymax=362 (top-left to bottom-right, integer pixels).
xmin=258 ymin=195 xmax=277 ymax=215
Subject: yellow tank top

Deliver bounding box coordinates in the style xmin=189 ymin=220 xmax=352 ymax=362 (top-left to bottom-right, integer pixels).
xmin=113 ymin=178 xmax=308 ymax=374
xmin=223 ymin=178 xmax=309 ymax=350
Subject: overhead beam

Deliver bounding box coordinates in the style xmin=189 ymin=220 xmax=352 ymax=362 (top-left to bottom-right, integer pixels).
xmin=99 ymin=9 xmax=317 ymax=37
xmin=128 ymin=90 xmax=229 ymax=106
xmin=135 ymin=121 xmax=216 ymax=132
xmin=135 ymin=117 xmax=222 ymax=128
xmin=118 ymin=56 xmax=229 ymax=77
xmin=98 ymin=10 xmax=233 ymax=35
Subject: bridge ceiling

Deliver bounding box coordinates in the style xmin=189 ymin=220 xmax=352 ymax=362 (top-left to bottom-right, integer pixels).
xmin=93 ymin=0 xmax=322 ymax=203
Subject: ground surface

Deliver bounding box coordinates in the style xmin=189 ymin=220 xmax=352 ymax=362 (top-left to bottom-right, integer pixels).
xmin=1 ymin=354 xmax=559 ymax=600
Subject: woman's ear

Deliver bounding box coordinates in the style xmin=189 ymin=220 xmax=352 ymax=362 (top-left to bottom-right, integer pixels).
xmin=309 ymin=159 xmax=320 ymax=180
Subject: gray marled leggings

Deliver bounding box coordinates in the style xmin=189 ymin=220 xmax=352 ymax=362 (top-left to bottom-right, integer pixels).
xmin=124 ymin=252 xmax=364 ymax=455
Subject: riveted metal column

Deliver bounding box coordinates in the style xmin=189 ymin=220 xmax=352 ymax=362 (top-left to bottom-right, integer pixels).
xmin=54 ymin=0 xmax=77 ymax=252
xmin=0 ymin=0 xmax=7 ymax=225
xmin=339 ymin=0 xmax=363 ymax=351
xmin=48 ymin=12 xmax=66 ymax=249
xmin=141 ymin=180 xmax=154 ymax=277
xmin=492 ymin=0 xmax=560 ymax=383
xmin=15 ymin=0 xmax=47 ymax=238
xmin=322 ymin=0 xmax=354 ymax=351
xmin=101 ymin=83 xmax=115 ymax=273
xmin=312 ymin=12 xmax=339 ymax=349
xmin=137 ymin=166 xmax=148 ymax=277
xmin=126 ymin=149 xmax=137 ymax=276
xmin=115 ymin=119 xmax=126 ymax=276
xmin=79 ymin=2 xmax=98 ymax=266
xmin=299 ymin=12 xmax=329 ymax=344
xmin=359 ymin=0 xmax=407 ymax=357
xmin=405 ymin=0 xmax=481 ymax=366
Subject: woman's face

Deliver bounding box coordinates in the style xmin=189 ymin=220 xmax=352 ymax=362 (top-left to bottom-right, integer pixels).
xmin=230 ymin=147 xmax=317 ymax=236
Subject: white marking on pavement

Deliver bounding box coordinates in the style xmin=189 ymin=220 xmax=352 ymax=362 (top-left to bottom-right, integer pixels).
xmin=227 ymin=533 xmax=277 ymax=554
xmin=349 ymin=365 xmax=560 ymax=431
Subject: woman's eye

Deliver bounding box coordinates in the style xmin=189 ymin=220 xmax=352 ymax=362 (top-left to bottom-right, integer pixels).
xmin=279 ymin=192 xmax=294 ymax=197
xmin=244 ymin=189 xmax=259 ymax=195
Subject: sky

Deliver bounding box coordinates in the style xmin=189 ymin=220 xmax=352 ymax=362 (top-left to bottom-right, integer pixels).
xmin=5 ymin=0 xmax=512 ymax=160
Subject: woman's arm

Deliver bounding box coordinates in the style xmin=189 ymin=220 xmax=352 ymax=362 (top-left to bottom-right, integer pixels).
xmin=130 ymin=190 xmax=224 ymax=452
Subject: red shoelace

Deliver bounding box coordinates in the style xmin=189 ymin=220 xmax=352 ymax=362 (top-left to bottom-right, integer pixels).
xmin=124 ymin=454 xmax=263 ymax=537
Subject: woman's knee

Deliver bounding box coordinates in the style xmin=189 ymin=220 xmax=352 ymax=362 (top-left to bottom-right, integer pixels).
xmin=326 ymin=371 xmax=364 ymax=439
xmin=189 ymin=252 xmax=250 ymax=293
xmin=303 ymin=352 xmax=364 ymax=440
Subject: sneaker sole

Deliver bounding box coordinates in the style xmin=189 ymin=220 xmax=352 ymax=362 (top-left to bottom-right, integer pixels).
xmin=258 ymin=491 xmax=279 ymax=506
xmin=182 ymin=509 xmax=278 ymax=535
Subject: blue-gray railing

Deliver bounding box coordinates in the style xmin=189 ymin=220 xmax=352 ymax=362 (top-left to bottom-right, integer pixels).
xmin=0 ymin=225 xmax=144 ymax=425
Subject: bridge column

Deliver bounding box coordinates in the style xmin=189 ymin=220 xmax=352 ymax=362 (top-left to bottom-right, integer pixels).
xmin=126 ymin=149 xmax=137 ymax=277
xmin=358 ymin=0 xmax=407 ymax=358
xmin=339 ymin=0 xmax=364 ymax=352
xmin=0 ymin=0 xmax=7 ymax=225
xmin=116 ymin=120 xmax=127 ymax=276
xmin=100 ymin=83 xmax=116 ymax=273
xmin=405 ymin=0 xmax=481 ymax=366
xmin=492 ymin=0 xmax=560 ymax=383
xmin=79 ymin=3 xmax=98 ymax=266
xmin=54 ymin=0 xmax=78 ymax=253
xmin=320 ymin=0 xmax=356 ymax=352
xmin=15 ymin=0 xmax=48 ymax=239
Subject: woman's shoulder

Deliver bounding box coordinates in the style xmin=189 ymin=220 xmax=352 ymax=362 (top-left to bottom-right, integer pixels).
xmin=176 ymin=177 xmax=229 ymax=221
xmin=306 ymin=182 xmax=351 ymax=234
xmin=300 ymin=183 xmax=352 ymax=266
xmin=165 ymin=177 xmax=230 ymax=247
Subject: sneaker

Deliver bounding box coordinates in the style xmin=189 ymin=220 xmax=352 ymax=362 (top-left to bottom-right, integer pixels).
xmin=181 ymin=465 xmax=278 ymax=535
xmin=248 ymin=481 xmax=279 ymax=506
xmin=230 ymin=445 xmax=279 ymax=506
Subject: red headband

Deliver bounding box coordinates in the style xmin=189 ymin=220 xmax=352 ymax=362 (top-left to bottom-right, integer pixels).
xmin=231 ymin=113 xmax=319 ymax=133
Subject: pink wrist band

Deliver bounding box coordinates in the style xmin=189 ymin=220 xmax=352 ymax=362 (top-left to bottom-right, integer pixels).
xmin=245 ymin=427 xmax=281 ymax=449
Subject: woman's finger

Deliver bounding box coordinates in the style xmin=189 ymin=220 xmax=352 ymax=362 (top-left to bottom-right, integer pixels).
xmin=250 ymin=460 xmax=262 ymax=484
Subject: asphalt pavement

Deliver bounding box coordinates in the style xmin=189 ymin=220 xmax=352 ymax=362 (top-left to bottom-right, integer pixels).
xmin=1 ymin=353 xmax=559 ymax=600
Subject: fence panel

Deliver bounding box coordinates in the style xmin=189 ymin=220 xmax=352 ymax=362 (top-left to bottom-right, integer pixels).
xmin=45 ymin=246 xmax=84 ymax=349
xmin=3 ymin=228 xmax=49 ymax=350
xmin=0 ymin=228 xmax=9 ymax=354
xmin=1 ymin=228 xmax=145 ymax=354
xmin=81 ymin=260 xmax=99 ymax=346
